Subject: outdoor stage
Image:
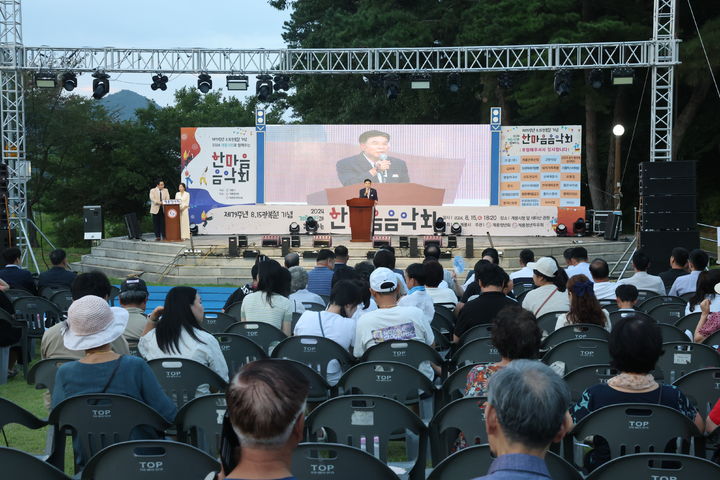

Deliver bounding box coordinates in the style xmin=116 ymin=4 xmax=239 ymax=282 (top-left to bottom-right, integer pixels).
xmin=74 ymin=232 xmax=634 ymax=286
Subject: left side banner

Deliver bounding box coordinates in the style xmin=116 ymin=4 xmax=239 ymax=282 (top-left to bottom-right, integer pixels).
xmin=180 ymin=127 xmax=257 ymax=228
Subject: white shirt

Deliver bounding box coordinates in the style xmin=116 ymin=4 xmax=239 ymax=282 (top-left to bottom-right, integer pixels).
xmin=139 ymin=327 xmax=229 ymax=381
xmin=353 ymin=305 xmax=433 ymax=357
xmin=554 ymin=309 xmax=612 ymax=332
xmin=289 ymin=289 xmax=326 ymax=307
xmin=522 ymin=284 xmax=570 ymax=317
xmin=240 ymin=291 xmax=293 ymax=331
xmin=293 ymin=310 xmax=356 ymax=384
xmin=566 ymin=262 xmax=592 ymax=279
xmin=617 ymin=272 xmax=666 ymax=296
xmin=425 ymin=287 xmax=458 ymax=308
xmin=510 ymin=266 xmax=534 ymax=281
xmin=363 ymin=153 xmax=383 ymax=183
xmin=592 ymin=280 xmax=618 ymax=300
xmin=669 ymin=270 xmax=701 ymax=297
xmin=685 ymin=294 xmax=720 ymax=315
xmin=398 ymin=288 xmax=435 ymax=325
xmin=352 ymin=298 xmax=377 ymax=321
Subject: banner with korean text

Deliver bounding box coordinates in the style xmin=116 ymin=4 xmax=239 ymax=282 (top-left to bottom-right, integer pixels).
xmin=499 ymin=126 xmax=582 ymax=207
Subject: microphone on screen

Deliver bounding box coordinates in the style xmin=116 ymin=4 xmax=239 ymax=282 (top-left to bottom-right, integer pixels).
xmin=380 ymin=153 xmax=389 ymax=178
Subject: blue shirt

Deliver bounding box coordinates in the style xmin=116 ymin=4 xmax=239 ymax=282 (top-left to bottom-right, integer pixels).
xmin=473 ymin=453 xmax=551 ymax=480
xmin=668 ymin=270 xmax=701 ymax=297
xmin=307 ymin=266 xmax=334 ymax=297
xmin=407 ymin=286 xmax=425 ymax=295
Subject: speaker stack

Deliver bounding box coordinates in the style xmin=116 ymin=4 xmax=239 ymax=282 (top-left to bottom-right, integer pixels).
xmin=638 ymin=161 xmax=699 ymax=275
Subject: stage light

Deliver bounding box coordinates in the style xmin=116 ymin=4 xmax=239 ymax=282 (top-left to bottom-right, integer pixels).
xmin=498 ymin=72 xmax=513 ymax=89
xmin=555 ymin=223 xmax=568 ymax=237
xmin=273 ymin=74 xmax=290 ymax=92
xmin=61 ymin=72 xmax=77 ymax=91
xmin=554 ymin=70 xmax=572 ymax=96
xmin=588 ymin=68 xmax=603 ymax=89
xmin=611 ymin=68 xmax=634 ymax=85
xmin=189 ymin=224 xmax=199 ymax=235
xmin=197 ymin=73 xmax=212 ymax=93
xmin=150 ymin=73 xmax=168 ymax=91
xmin=573 ymin=218 xmax=587 ymax=237
xmin=289 ymin=222 xmax=300 ymax=234
xmin=410 ymin=73 xmax=431 ymax=90
xmin=447 ymin=73 xmax=461 ymax=93
xmin=34 ymin=72 xmax=57 ymax=89
xmin=226 ymin=75 xmax=249 ymax=91
xmin=91 ymin=71 xmax=110 ymax=99
xmin=256 ymin=74 xmax=273 ymax=102
xmin=433 ymin=217 xmax=446 ymax=235
xmin=304 ymin=217 xmax=318 ymax=234
xmin=383 ymin=74 xmax=400 ymax=100
xmin=450 ymin=223 xmax=462 ymax=235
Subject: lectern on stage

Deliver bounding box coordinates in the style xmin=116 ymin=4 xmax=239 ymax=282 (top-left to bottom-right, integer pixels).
xmin=163 ymin=200 xmax=181 ymax=242
xmin=346 ymin=198 xmax=375 ymax=242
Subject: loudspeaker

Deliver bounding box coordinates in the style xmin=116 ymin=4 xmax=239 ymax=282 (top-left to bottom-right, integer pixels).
xmin=228 ymin=236 xmax=239 ymax=257
xmin=399 ymin=236 xmax=409 ymax=249
xmin=641 ymin=195 xmax=696 ymax=213
xmin=83 ymin=205 xmax=103 ymax=240
xmin=603 ymin=213 xmax=622 ymax=241
xmin=291 ymin=234 xmax=301 ymax=248
xmin=243 ymin=250 xmax=259 ymax=258
xmin=639 ymin=161 xmax=696 ymax=196
xmin=123 ymin=212 xmax=141 ymax=240
xmin=639 ymin=230 xmax=700 ymax=275
xmin=281 ymin=237 xmax=290 ymax=256
xmin=237 ymin=235 xmax=248 ymax=248
xmin=465 ymin=237 xmax=474 ymax=258
xmin=372 ymin=236 xmax=390 ymax=249
xmin=641 ymin=212 xmax=696 ymax=231
xmin=409 ymin=237 xmax=419 ymax=258
xmin=303 ymin=250 xmax=318 ymax=259
xmin=262 ymin=235 xmax=279 ymax=247
xmin=447 ymin=236 xmax=457 ymax=249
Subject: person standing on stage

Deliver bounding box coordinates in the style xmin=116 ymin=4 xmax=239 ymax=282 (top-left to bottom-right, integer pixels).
xmin=359 ymin=178 xmax=378 ymax=202
xmin=149 ymin=180 xmax=169 ymax=241
xmin=176 ymin=182 xmax=191 ymax=240
xmin=336 ymin=130 xmax=410 ymax=186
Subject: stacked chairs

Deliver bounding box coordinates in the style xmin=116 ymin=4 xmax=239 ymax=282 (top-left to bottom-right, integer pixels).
xmin=146 ymin=358 xmax=228 ymax=410
xmin=201 ymin=311 xmax=236 ymax=334
xmin=225 ymin=321 xmax=286 ymax=354
xmin=542 ymin=324 xmax=609 ymax=350
xmin=654 ymin=342 xmax=720 ymax=383
xmin=541 ymin=339 xmax=610 ymax=376
xmin=174 ymin=393 xmax=226 ymax=459
xmin=292 ymin=443 xmax=400 ymax=480
xmin=213 ymin=333 xmax=267 ymax=376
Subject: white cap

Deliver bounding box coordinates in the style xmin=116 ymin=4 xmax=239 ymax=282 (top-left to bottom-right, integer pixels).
xmin=527 ymin=257 xmax=559 ymax=278
xmin=369 ymin=267 xmax=398 ymax=293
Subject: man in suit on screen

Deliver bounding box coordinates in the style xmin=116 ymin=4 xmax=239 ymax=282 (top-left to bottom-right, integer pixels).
xmin=336 ymin=130 xmax=410 ymax=186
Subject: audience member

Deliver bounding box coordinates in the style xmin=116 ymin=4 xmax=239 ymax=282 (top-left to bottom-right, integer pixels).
xmin=425 ymin=244 xmax=463 ymax=296
xmin=37 ymin=248 xmax=77 ymax=290
xmin=686 ymin=269 xmax=720 ymax=315
xmin=0 ymin=289 xmax=19 ymax=377
xmin=589 ymin=258 xmax=616 ymax=300
xmin=0 ymin=247 xmax=37 ymax=294
xmin=454 ymin=263 xmax=516 ymax=343
xmin=476 ymin=360 xmax=572 ymax=480
xmin=501 ymin=270 xmax=514 ymax=299
xmin=693 ymin=281 xmax=720 ymax=343
xmin=509 ymin=249 xmax=535 ymax=282
xmin=373 ymin=248 xmax=407 ymax=294
xmin=669 ymin=248 xmax=708 ymax=297
xmin=457 ymin=260 xmax=489 ymax=312
xmin=354 ymin=260 xmax=375 ymax=282
xmin=555 ymin=274 xmax=610 ymax=332
xmin=332 ymin=245 xmax=352 ymax=273
xmin=288 ymin=266 xmax=324 ymax=311
xmin=219 ymin=359 xmax=309 ymax=480
xmin=563 ymin=247 xmax=574 ymax=268
xmin=398 ymin=262 xmax=434 ymax=324
xmin=222 ymin=263 xmax=259 ymax=312
xmin=521 ymin=257 xmax=570 ymax=318
xmin=566 ymin=247 xmax=591 ymax=279
xmin=117 ymin=276 xmax=151 ymax=342
xmin=306 ymin=249 xmax=335 ymax=297
xmin=707 ymin=399 xmax=720 ymax=434
xmin=615 ymin=284 xmax=639 ymax=311
xmin=659 ymin=247 xmax=689 ymax=293
xmin=424 ymin=259 xmax=458 ymax=308
xmin=139 ymin=286 xmax=228 ymax=381
xmin=293 ymin=280 xmax=363 ymax=383
xmin=616 ymin=250 xmax=665 ymax=296
xmin=283 ymin=252 xmax=300 ymax=269
xmin=240 ymin=260 xmax=293 ymax=335
xmin=463 ymin=247 xmax=500 ymax=287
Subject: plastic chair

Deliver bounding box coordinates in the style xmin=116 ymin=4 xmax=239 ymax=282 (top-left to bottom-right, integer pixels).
xmin=5 ymin=288 xmax=32 ymax=301
xmin=432 ymin=307 xmax=455 ymax=337
xmin=146 ymin=358 xmax=228 ymax=410
xmin=292 ymin=442 xmax=400 ymax=480
xmin=458 ymin=324 xmax=493 ymax=345
xmin=635 ymin=289 xmax=660 ymax=305
xmin=609 ymin=309 xmax=655 ymax=326
xmin=361 ymin=339 xmax=443 ymax=374
xmin=108 ymin=285 xmax=120 ymax=306
xmin=174 ymin=393 xmax=226 ymax=459
xmin=13 ymin=295 xmax=64 ymax=335
xmin=40 ymin=285 xmax=70 ymax=299
xmin=225 ymin=321 xmax=287 ymax=354
xmin=432 ymin=326 xmax=452 ymax=352
xmin=674 ymin=312 xmax=702 ymax=333
xmin=291 ymin=311 xmax=302 ymax=331
xmin=515 ymin=289 xmax=531 ymax=304
xmin=680 ymin=292 xmax=695 ymax=303
xmin=80 ymin=440 xmax=219 ymax=480
xmin=213 ymin=332 xmax=267 ymax=376
xmin=647 ymin=303 xmax=687 ymax=324
xmin=585 ymin=453 xmax=720 ymax=480
xmin=451 ymin=337 xmax=500 ymax=368
xmin=436 ymin=364 xmax=477 ymax=411
xmin=703 ymin=329 xmax=720 ymax=347
xmin=201 ymin=311 xmax=237 ymax=334
xmin=429 ymin=397 xmax=488 ymax=465
xmin=601 ymin=302 xmax=619 ymax=313
xmin=512 ymin=282 xmax=534 ymax=297
xmin=541 ymin=339 xmax=610 ymax=376
xmin=542 ymin=324 xmax=610 ymax=349
xmin=48 ymin=393 xmax=171 ymax=474
xmin=26 ymin=357 xmax=75 ymax=393
xmin=562 ymin=364 xmax=618 ymax=403
xmin=658 ymin=323 xmax=692 ymax=343
xmin=305 ymin=395 xmax=428 ymax=480
xmin=0 ymin=446 xmax=70 ymax=480
xmin=638 ymin=295 xmax=685 ymax=313
xmin=536 ymin=310 xmax=568 ymax=334
xmin=0 ymin=396 xmax=49 ymax=443
xmin=672 ymin=367 xmax=720 ymax=417
xmin=654 ymin=342 xmax=720 ymax=383
xmin=271 ymin=335 xmax=354 ymax=382
xmin=271 ymin=358 xmax=333 ymax=405
xmin=303 ymin=302 xmax=325 ymax=312
xmin=48 ymin=290 xmax=73 ymax=312
xmin=223 ymin=301 xmax=243 ymax=321
xmin=335 ymin=361 xmax=434 ymax=407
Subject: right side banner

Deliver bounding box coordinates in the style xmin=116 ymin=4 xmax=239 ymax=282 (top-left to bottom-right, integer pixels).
xmin=499 ymin=126 xmax=582 ymax=207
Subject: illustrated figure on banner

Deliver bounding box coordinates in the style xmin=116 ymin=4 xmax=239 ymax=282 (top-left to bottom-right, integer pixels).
xmin=176 ymin=183 xmax=191 ymax=240
xmin=199 ymin=166 xmax=208 ymax=186
xmin=336 ymin=130 xmax=410 ymax=186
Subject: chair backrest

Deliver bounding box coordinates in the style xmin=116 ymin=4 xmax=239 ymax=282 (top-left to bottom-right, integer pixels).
xmin=542 ymin=324 xmax=610 ymax=349
xmin=636 ymin=289 xmax=660 ymax=305
xmin=108 ymin=285 xmax=121 ymax=305
xmin=703 ymin=329 xmax=720 ymax=347
xmin=657 ymin=323 xmax=692 ymax=343
xmin=336 ymin=361 xmax=434 ymax=405
xmin=213 ymin=333 xmax=267 ymax=376
xmin=432 ymin=307 xmax=455 ymax=337
xmin=80 ymin=440 xmax=219 ymax=480
xmin=437 ymin=363 xmax=477 ymax=410
xmin=536 ymin=310 xmax=568 ymax=334
xmin=515 ymin=289 xmax=531 ymax=303
xmin=672 ymin=367 xmax=720 ymax=417
xmin=361 ymin=339 xmax=443 ymax=372
xmin=0 ymin=446 xmax=70 ymax=480
xmin=225 ymin=321 xmax=287 ymax=354
xmin=680 ymin=292 xmax=695 ymax=303
xmin=291 ymin=311 xmax=302 ymax=331
xmin=271 ymin=335 xmax=354 ymax=380
xmin=570 ymin=403 xmax=701 ymax=462
xmin=458 ymin=324 xmax=493 ymax=345
xmin=646 ymin=303 xmax=687 ymax=324
xmin=674 ymin=312 xmax=701 ymax=333
xmin=26 ymin=357 xmax=76 ymax=393
xmin=13 ymin=295 xmax=64 ymax=336
xmin=174 ymin=393 xmax=226 ymax=459
xmin=201 ymin=311 xmax=237 ymax=334
xmin=562 ymin=364 xmax=619 ymax=403
xmin=48 ymin=290 xmax=74 ymax=311
xmin=609 ymin=309 xmax=655 ymax=327
xmin=429 ymin=397 xmax=488 ymax=465
xmin=292 ymin=442 xmax=400 ymax=480
xmin=637 ymin=295 xmax=685 ymax=313
xmin=271 ymin=358 xmax=332 ymax=405
xmin=451 ymin=337 xmax=500 ymax=368
xmin=303 ymin=302 xmax=325 ymax=312
xmin=6 ymin=288 xmax=32 ymax=300
xmin=223 ymin=301 xmax=243 ymax=322
xmin=601 ymin=302 xmax=619 ymax=313
xmin=48 ymin=394 xmax=171 ymax=473
xmin=40 ymin=285 xmax=69 ymax=299
xmin=146 ymin=358 xmax=228 ymax=409
xmin=654 ymin=342 xmax=720 ymax=383
xmin=541 ymin=339 xmax=610 ymax=375
xmin=432 ymin=326 xmax=452 ymax=352
xmin=0 ymin=397 xmax=48 ymax=432
xmin=305 ymin=394 xmax=427 ymax=480
xmin=585 ymin=453 xmax=720 ymax=480
xmin=512 ymin=281 xmax=535 ymax=297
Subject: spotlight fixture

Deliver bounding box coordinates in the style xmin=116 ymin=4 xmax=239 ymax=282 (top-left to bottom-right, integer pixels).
xmin=91 ymin=71 xmax=110 ymax=99
xmin=304 ymin=217 xmax=319 ymax=235
xmin=611 ymin=67 xmax=635 ymax=86
xmin=197 ymin=73 xmax=212 ymax=94
xmin=289 ymin=222 xmax=300 ymax=234
xmin=588 ymin=68 xmax=603 ymax=89
xmin=433 ymin=217 xmax=447 ymax=235
xmin=555 ymin=223 xmax=568 ymax=237
xmin=150 ymin=73 xmax=168 ymax=91
xmin=498 ymin=72 xmax=513 ymax=89
xmin=256 ymin=74 xmax=273 ymax=102
xmin=410 ymin=73 xmax=431 ymax=90
xmin=383 ymin=74 xmax=400 ymax=100
xmin=573 ymin=218 xmax=587 ymax=237
xmin=273 ymin=74 xmax=290 ymax=92
xmin=189 ymin=224 xmax=199 ymax=235
xmin=554 ymin=70 xmax=572 ymax=96
xmin=34 ymin=72 xmax=57 ymax=89
xmin=61 ymin=72 xmax=77 ymax=91
xmin=450 ymin=223 xmax=462 ymax=235
xmin=226 ymin=75 xmax=249 ymax=91
xmin=447 ymin=73 xmax=461 ymax=93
